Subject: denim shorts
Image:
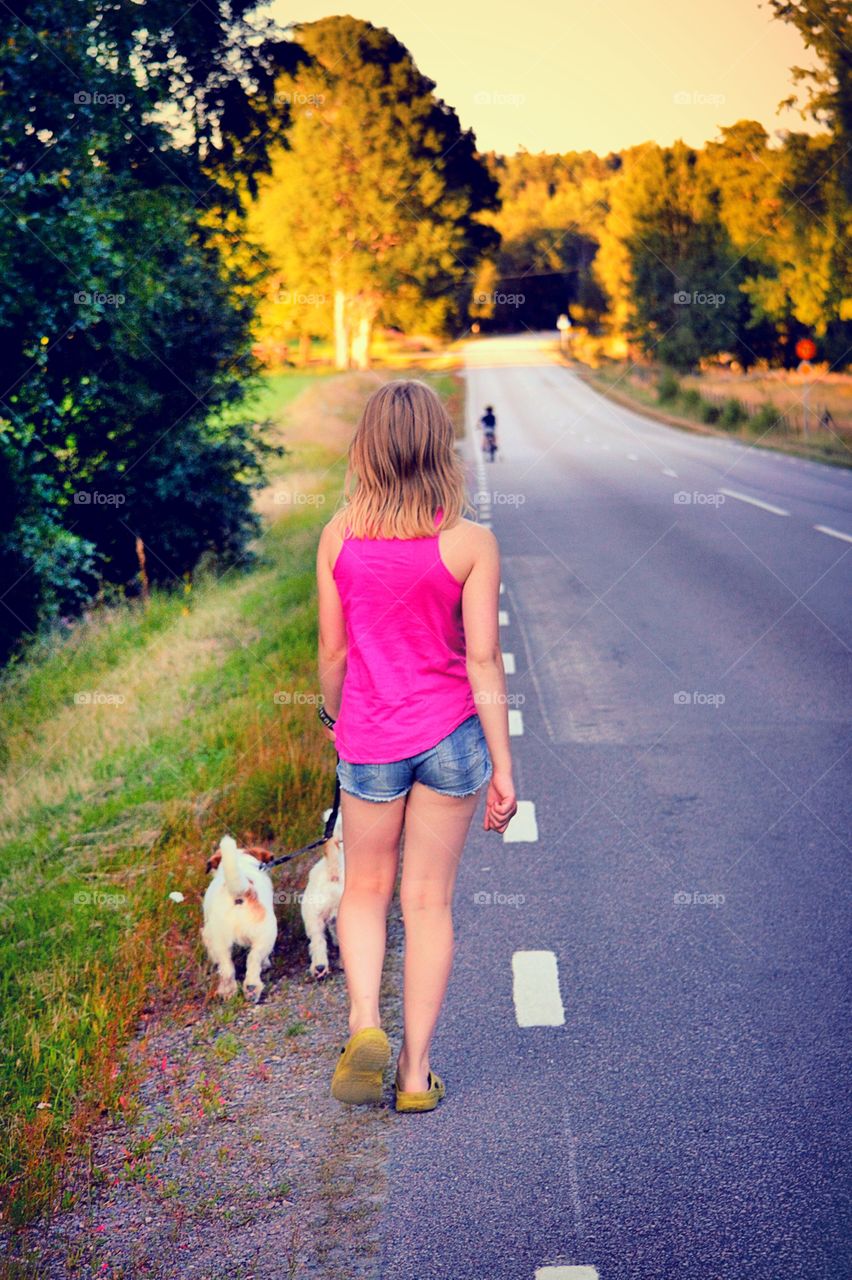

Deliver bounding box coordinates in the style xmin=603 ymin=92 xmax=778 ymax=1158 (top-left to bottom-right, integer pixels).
xmin=336 ymin=713 xmax=493 ymax=803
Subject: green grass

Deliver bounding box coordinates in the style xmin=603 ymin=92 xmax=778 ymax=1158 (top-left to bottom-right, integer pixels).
xmin=584 ymin=362 xmax=852 ymax=468
xmin=0 ymin=362 xmax=465 ymax=1226
xmin=0 ymin=370 xmax=349 ymax=1223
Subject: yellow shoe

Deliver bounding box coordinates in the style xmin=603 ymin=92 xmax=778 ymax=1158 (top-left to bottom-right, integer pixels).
xmin=331 ymin=1027 xmax=390 ymax=1104
xmin=394 ymin=1070 xmax=446 ymax=1113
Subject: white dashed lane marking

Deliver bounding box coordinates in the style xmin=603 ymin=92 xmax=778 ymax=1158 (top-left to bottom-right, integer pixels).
xmin=504 ymin=799 xmax=538 ymax=842
xmin=718 ymin=487 xmax=789 ymax=516
xmin=814 ymin=524 xmax=852 ymax=544
xmin=535 ymin=1269 xmax=599 ymax=1279
xmin=502 ymin=652 xmax=516 ymax=674
xmin=662 ymin=467 xmax=678 ymax=477
xmin=508 ymin=709 xmax=524 ymax=736
xmin=627 ymin=452 xmax=638 ymax=461
xmin=499 ymin=609 xmax=509 ymax=626
xmin=512 ymin=950 xmax=565 ymax=1027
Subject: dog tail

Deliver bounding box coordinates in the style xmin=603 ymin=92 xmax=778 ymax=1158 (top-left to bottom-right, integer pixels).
xmin=219 ymin=835 xmax=249 ymax=899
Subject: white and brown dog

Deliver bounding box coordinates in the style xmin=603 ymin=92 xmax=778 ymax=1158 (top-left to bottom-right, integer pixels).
xmin=202 ymin=836 xmax=277 ymax=1001
xmin=301 ymin=808 xmax=345 ymax=978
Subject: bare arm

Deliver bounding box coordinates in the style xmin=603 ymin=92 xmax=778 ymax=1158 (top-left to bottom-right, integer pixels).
xmin=316 ymin=522 xmax=347 ymax=733
xmin=462 ymin=527 xmax=517 ymax=833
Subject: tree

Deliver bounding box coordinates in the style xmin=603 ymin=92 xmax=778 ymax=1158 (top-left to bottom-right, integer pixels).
xmin=766 ymin=0 xmax=852 ymax=198
xmin=0 ymin=1 xmax=299 ymax=660
xmin=248 ymin=16 xmax=498 ymax=369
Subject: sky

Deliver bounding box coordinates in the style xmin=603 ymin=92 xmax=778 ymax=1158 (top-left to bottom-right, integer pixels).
xmin=266 ymin=0 xmax=820 ymax=155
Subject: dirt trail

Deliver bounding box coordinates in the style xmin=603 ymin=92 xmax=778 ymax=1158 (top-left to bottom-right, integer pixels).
xmin=4 ymin=915 xmax=404 ymax=1279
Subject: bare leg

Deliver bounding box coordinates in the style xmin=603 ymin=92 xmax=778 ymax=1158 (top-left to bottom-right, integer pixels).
xmin=397 ymin=782 xmax=480 ymax=1092
xmin=336 ymin=790 xmax=405 ymax=1035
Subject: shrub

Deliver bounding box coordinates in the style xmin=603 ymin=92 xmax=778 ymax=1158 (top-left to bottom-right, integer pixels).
xmin=680 ymin=387 xmax=702 ymax=412
xmin=699 ymin=399 xmax=720 ymax=424
xmin=657 ymin=370 xmax=681 ymax=404
xmin=719 ymin=398 xmax=747 ymax=428
xmin=749 ymin=404 xmax=783 ymax=434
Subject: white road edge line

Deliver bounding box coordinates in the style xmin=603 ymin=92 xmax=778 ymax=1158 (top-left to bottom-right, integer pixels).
xmin=718 ymin=487 xmax=789 ymax=516
xmin=814 ymin=524 xmax=852 ymax=545
xmin=504 ymin=799 xmax=538 ymax=842
xmin=512 ymin=950 xmax=565 ymax=1026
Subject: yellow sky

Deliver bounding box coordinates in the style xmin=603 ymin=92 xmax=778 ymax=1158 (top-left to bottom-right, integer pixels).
xmin=266 ymin=0 xmax=821 ymax=154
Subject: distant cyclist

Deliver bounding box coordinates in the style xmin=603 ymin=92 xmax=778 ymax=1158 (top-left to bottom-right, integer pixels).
xmin=480 ymin=405 xmax=498 ymax=462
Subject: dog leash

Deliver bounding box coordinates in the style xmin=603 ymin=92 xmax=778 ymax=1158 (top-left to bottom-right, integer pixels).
xmin=259 ymin=773 xmax=341 ymax=871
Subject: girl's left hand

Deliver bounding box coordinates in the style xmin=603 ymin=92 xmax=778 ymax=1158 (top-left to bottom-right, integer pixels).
xmin=322 ymin=725 xmax=336 ymax=744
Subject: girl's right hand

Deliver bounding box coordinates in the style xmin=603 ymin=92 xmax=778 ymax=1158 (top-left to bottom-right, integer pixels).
xmin=483 ymin=770 xmax=517 ymax=833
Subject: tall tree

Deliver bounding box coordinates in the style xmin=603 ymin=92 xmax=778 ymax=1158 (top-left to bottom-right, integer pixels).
xmin=766 ymin=0 xmax=852 ymax=198
xmin=248 ymin=16 xmax=498 ymax=369
xmin=0 ymin=1 xmax=300 ymax=662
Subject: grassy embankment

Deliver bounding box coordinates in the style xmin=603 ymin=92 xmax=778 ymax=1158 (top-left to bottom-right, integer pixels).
xmin=0 ymin=365 xmax=463 ymax=1225
xmin=579 ymin=361 xmax=852 ymax=468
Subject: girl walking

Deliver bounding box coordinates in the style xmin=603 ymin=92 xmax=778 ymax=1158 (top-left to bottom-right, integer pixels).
xmin=316 ymin=379 xmax=517 ymax=1112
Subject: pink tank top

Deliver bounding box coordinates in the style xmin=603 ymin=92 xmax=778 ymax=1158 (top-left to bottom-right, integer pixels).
xmin=331 ymin=508 xmax=477 ymax=764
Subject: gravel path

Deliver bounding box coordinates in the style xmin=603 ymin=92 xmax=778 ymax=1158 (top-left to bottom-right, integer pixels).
xmin=3 ymin=914 xmax=405 ymax=1279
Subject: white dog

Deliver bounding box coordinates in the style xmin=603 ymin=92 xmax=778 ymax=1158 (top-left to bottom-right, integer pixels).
xmin=301 ymin=808 xmax=345 ymax=978
xmin=202 ymin=836 xmax=277 ymax=1001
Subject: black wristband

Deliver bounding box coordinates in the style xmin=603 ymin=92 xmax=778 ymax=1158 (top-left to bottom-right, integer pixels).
xmin=318 ymin=704 xmax=336 ymax=730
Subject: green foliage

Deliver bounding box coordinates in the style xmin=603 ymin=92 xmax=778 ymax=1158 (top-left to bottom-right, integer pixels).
xmin=657 ymin=371 xmax=681 ymax=403
xmin=719 ymin=398 xmax=747 ymax=428
xmin=478 ymin=150 xmax=610 ymax=330
xmin=749 ymin=404 xmax=784 ymax=433
xmin=248 ymin=16 xmax=498 ymax=365
xmin=699 ymin=400 xmax=721 ymax=424
xmin=0 ymin=1 xmax=301 ymax=661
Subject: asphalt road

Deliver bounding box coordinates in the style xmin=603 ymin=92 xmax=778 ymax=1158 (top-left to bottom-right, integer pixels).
xmin=376 ymin=334 xmax=851 ymax=1280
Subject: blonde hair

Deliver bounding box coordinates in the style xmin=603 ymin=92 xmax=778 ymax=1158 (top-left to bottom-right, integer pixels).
xmin=339 ymin=380 xmax=473 ymax=539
